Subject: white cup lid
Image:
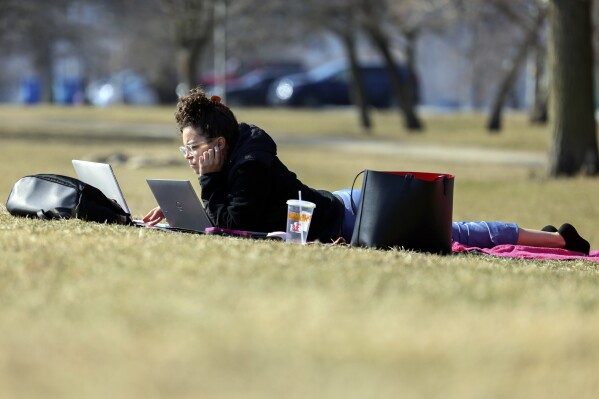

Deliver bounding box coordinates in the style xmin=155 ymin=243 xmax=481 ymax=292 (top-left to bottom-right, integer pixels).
xmin=286 ymin=199 xmax=316 ymax=208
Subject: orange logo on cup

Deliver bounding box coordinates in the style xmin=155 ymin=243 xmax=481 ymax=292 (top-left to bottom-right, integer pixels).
xmin=287 ymin=211 xmax=311 ymax=222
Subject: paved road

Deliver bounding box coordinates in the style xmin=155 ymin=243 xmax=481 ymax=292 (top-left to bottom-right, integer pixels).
xmin=275 ymin=135 xmax=547 ymax=168
xmin=4 ymin=117 xmax=547 ymax=167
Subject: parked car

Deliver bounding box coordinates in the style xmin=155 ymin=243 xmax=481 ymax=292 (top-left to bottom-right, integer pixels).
xmin=207 ymin=63 xmax=305 ymax=106
xmin=266 ymin=61 xmax=417 ymax=108
xmin=86 ymin=70 xmax=158 ymax=106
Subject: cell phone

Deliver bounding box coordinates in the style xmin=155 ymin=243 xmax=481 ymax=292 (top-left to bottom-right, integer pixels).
xmin=205 ymin=227 xmax=253 ymax=238
xmin=205 ymin=227 xmax=284 ymax=240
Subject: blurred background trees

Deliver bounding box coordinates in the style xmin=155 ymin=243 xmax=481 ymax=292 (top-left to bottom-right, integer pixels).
xmin=484 ymin=0 xmax=547 ymax=132
xmin=0 ymin=0 xmax=559 ymax=110
xmin=0 ymin=0 xmax=597 ymax=175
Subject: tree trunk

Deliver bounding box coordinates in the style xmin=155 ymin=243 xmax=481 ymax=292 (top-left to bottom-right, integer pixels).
xmin=403 ymin=29 xmax=421 ymax=125
xmin=188 ymin=44 xmax=201 ymax=88
xmin=176 ymin=47 xmax=191 ymax=92
xmin=487 ymin=10 xmax=546 ymax=132
xmin=169 ymin=1 xmax=215 ymax=94
xmin=340 ymin=31 xmax=372 ymax=133
xmin=37 ymin=48 xmax=55 ymax=104
xmin=366 ymin=26 xmax=423 ymax=131
xmin=470 ymin=20 xmax=485 ymax=109
xmin=548 ymin=0 xmax=598 ymax=176
xmin=529 ymin=42 xmax=548 ymax=124
xmin=176 ymin=41 xmax=203 ymax=92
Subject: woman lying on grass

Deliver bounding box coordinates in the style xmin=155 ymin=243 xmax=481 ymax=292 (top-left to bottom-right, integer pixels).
xmin=143 ymin=87 xmax=591 ymax=255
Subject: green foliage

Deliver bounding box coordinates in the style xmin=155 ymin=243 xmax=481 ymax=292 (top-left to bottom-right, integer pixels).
xmin=1 ymin=106 xmax=598 ymax=398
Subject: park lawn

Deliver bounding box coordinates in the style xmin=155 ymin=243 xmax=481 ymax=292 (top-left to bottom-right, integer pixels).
xmin=1 ymin=107 xmax=598 ymax=398
xmin=1 ymin=213 xmax=599 ymax=399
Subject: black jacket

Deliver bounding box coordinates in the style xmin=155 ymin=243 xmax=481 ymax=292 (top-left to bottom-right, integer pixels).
xmin=199 ymin=123 xmax=343 ymax=242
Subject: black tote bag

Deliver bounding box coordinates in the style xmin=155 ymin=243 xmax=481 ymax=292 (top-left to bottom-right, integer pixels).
xmin=350 ymin=170 xmax=454 ymax=254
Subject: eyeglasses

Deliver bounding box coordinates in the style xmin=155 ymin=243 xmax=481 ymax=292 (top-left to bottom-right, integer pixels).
xmin=179 ymin=140 xmax=214 ymax=157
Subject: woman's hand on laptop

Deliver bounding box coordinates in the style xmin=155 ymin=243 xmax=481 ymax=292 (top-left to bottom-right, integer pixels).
xmin=143 ymin=206 xmax=165 ymax=226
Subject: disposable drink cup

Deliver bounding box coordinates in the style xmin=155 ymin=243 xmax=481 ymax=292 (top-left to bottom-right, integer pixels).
xmin=285 ymin=200 xmax=316 ymax=244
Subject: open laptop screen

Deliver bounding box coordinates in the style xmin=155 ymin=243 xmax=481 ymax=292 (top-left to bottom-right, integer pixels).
xmin=146 ymin=179 xmax=214 ymax=232
xmin=72 ymin=160 xmax=130 ymax=214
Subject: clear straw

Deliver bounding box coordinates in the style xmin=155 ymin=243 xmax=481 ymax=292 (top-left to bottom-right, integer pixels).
xmin=298 ymin=190 xmax=303 ymax=244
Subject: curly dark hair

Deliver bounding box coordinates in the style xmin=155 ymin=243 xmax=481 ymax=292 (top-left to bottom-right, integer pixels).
xmin=175 ymin=87 xmax=239 ymax=148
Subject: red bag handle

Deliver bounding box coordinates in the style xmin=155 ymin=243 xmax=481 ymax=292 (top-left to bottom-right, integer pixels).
xmin=386 ymin=171 xmax=455 ymax=181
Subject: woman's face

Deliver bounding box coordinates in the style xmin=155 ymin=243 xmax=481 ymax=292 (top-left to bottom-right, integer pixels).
xmin=181 ymin=126 xmax=217 ymax=174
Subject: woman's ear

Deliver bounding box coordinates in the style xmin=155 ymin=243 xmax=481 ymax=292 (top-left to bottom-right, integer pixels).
xmin=217 ymin=137 xmax=226 ymax=150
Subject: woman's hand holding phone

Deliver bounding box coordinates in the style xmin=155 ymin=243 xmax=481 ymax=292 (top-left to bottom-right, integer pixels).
xmin=199 ymin=145 xmax=224 ymax=175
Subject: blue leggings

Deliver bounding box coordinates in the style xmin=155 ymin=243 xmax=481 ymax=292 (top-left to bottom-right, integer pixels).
xmin=333 ymin=189 xmax=519 ymax=248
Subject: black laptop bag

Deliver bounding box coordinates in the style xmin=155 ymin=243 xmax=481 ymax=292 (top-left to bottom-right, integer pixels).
xmin=6 ymin=174 xmax=132 ymax=225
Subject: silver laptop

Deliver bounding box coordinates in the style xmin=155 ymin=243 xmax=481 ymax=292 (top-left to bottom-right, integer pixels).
xmin=147 ymin=179 xmax=278 ymax=238
xmin=146 ymin=179 xmax=214 ymax=232
xmin=72 ymin=160 xmax=131 ymax=214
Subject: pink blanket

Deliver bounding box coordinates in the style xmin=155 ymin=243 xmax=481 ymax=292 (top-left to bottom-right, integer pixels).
xmin=452 ymin=242 xmax=599 ymax=261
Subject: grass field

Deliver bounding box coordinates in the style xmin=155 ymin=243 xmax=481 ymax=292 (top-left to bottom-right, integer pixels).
xmin=1 ymin=105 xmax=599 ymax=399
